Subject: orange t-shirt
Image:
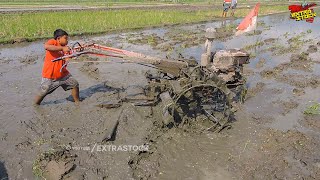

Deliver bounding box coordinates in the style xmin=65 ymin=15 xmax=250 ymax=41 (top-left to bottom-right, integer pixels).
xmin=42 ymin=39 xmax=69 ymax=80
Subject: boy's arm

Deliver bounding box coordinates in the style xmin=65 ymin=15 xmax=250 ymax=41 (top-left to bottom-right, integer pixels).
xmin=44 ymin=42 xmax=70 ymax=52
xmin=44 ymin=41 xmax=70 ymax=52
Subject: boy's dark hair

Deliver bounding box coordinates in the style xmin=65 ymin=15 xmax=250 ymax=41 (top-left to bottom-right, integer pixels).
xmin=54 ymin=29 xmax=68 ymax=40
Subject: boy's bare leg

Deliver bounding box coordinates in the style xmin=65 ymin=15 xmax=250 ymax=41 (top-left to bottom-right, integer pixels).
xmin=71 ymin=86 xmax=80 ymax=103
xmin=34 ymin=95 xmax=46 ymax=105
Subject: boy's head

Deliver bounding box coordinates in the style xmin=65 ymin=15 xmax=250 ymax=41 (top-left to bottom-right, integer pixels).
xmin=54 ymin=29 xmax=68 ymax=46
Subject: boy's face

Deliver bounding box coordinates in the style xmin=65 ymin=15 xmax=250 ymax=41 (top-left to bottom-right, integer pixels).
xmin=57 ymin=35 xmax=68 ymax=46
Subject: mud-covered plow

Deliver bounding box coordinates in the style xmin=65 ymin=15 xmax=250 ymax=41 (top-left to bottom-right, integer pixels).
xmin=54 ymin=28 xmax=250 ymax=132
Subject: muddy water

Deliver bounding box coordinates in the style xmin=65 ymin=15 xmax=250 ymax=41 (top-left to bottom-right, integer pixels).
xmin=1 ymin=13 xmax=320 ymax=179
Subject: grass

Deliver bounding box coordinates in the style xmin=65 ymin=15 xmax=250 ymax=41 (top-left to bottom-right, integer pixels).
xmin=32 ymin=148 xmax=56 ymax=179
xmin=0 ymin=0 xmax=291 ymax=5
xmin=250 ymin=52 xmax=257 ymax=58
xmin=288 ymin=34 xmax=304 ymax=43
xmin=0 ymin=0 xmax=295 ymax=9
xmin=32 ymin=158 xmax=44 ymax=179
xmin=0 ymin=5 xmax=288 ymax=44
xmin=34 ymin=138 xmax=48 ymax=146
xmin=304 ymin=102 xmax=320 ymax=115
xmin=0 ymin=0 xmax=202 ymax=7
xmin=0 ymin=1 xmax=166 ymax=7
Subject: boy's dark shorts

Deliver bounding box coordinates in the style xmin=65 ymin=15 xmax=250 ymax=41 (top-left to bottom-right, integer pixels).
xmin=223 ymin=2 xmax=231 ymax=12
xmin=38 ymin=74 xmax=79 ymax=96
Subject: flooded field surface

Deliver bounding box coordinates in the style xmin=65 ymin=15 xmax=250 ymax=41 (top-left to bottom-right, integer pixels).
xmin=0 ymin=12 xmax=320 ymax=179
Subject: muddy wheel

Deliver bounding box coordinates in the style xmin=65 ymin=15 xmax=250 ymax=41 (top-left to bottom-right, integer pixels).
xmin=229 ymin=83 xmax=247 ymax=103
xmin=171 ymin=84 xmax=231 ymax=132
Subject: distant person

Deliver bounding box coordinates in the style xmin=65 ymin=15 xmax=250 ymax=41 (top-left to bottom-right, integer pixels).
xmin=302 ymin=0 xmax=308 ymax=8
xmin=222 ymin=0 xmax=232 ymax=18
xmin=34 ymin=29 xmax=80 ymax=105
xmin=231 ymin=0 xmax=238 ymax=17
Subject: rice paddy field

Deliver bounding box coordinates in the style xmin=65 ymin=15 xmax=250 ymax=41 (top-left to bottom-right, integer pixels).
xmin=0 ymin=0 xmax=290 ymax=5
xmin=1 ymin=1 xmax=320 ymax=180
xmin=1 ymin=9 xmax=320 ymax=179
xmin=0 ymin=4 xmax=288 ymax=44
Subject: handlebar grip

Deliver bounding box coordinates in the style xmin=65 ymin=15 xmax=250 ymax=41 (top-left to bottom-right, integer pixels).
xmin=52 ymin=57 xmax=63 ymax=62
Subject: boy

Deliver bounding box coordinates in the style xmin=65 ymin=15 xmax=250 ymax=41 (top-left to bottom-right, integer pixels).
xmin=34 ymin=29 xmax=80 ymax=105
xmin=231 ymin=0 xmax=237 ymax=17
xmin=222 ymin=0 xmax=232 ymax=18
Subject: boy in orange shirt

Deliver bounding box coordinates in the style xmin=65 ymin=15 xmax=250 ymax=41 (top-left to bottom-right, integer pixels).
xmin=222 ymin=0 xmax=232 ymax=17
xmin=34 ymin=29 xmax=80 ymax=105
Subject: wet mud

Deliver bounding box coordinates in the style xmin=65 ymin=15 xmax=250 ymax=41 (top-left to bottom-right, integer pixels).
xmin=292 ymin=88 xmax=306 ymax=96
xmin=255 ymin=58 xmax=266 ymax=68
xmin=274 ymin=99 xmax=299 ymax=115
xmin=263 ymin=37 xmax=278 ymax=44
xmin=247 ymin=82 xmax=265 ymax=98
xmin=1 ymin=13 xmax=320 ymax=179
xmin=79 ymin=62 xmax=100 ymax=80
xmin=276 ymin=74 xmax=319 ymax=89
xmin=245 ymin=30 xmax=262 ymax=36
xmin=20 ymin=55 xmax=39 ymax=65
xmin=260 ymin=52 xmax=319 ymax=85
xmin=230 ymin=128 xmax=320 ymax=179
xmin=307 ymin=45 xmax=318 ymax=53
xmin=302 ymin=115 xmax=320 ymax=131
xmin=33 ymin=149 xmax=77 ymax=180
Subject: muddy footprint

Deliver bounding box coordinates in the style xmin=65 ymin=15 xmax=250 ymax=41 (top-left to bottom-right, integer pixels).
xmin=33 ymin=149 xmax=77 ymax=180
xmin=307 ymin=45 xmax=317 ymax=53
xmin=80 ymin=62 xmax=100 ymax=80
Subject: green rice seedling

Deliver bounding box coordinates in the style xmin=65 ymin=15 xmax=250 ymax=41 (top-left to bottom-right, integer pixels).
xmin=304 ymin=102 xmax=320 ymax=115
